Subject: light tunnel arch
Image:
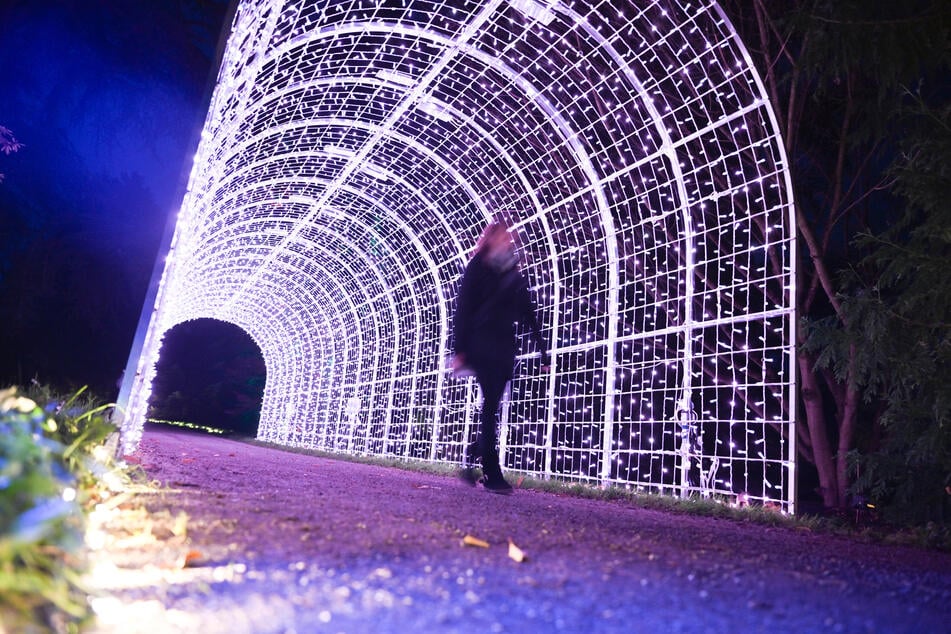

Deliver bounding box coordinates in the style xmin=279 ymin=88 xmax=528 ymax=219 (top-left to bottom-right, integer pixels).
xmin=118 ymin=0 xmax=796 ymax=511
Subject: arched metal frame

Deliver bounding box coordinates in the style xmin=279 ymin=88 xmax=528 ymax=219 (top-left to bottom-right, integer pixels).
xmin=118 ymin=0 xmax=797 ymax=511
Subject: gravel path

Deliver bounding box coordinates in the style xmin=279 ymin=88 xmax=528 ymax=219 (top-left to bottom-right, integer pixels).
xmin=87 ymin=427 xmax=951 ymax=633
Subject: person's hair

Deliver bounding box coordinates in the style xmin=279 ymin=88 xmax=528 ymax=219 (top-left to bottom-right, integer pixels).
xmin=473 ymin=221 xmax=510 ymax=256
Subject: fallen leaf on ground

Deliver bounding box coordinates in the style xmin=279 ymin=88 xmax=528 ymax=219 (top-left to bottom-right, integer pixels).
xmin=508 ymin=539 xmax=527 ymax=563
xmin=462 ymin=534 xmax=490 ymax=548
xmin=181 ymin=550 xmax=205 ymax=568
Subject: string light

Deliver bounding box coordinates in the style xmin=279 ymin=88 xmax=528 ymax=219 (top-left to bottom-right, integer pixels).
xmin=117 ymin=0 xmax=796 ymax=513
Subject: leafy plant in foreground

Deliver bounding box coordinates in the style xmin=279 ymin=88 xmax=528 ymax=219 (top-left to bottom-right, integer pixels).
xmin=0 ymin=386 xmax=118 ymax=633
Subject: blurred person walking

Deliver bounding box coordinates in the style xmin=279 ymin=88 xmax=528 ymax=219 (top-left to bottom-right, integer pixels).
xmin=452 ymin=221 xmax=548 ymax=494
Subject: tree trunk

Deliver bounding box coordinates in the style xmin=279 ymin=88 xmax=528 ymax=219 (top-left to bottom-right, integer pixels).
xmin=836 ymin=345 xmax=861 ymax=506
xmin=798 ymin=346 xmax=840 ymax=508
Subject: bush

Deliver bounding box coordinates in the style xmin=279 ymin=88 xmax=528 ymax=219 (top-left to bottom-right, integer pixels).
xmin=0 ymin=386 xmax=117 ymax=633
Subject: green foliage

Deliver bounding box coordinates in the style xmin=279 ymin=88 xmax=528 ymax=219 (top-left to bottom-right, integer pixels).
xmin=23 ymin=385 xmax=118 ymax=488
xmin=808 ymin=100 xmax=951 ymax=524
xmin=0 ymin=385 xmax=119 ymax=632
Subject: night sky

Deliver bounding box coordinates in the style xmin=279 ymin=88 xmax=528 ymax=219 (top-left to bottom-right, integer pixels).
xmin=0 ymin=1 xmax=237 ymax=402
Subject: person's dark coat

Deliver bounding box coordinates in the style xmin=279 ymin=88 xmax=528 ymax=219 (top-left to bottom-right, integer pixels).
xmin=453 ymin=251 xmax=545 ymax=377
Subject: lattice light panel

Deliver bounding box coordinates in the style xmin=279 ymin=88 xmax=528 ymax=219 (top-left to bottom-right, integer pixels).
xmin=119 ymin=0 xmax=796 ymax=511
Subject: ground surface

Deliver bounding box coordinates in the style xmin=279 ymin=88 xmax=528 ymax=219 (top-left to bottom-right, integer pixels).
xmin=86 ymin=427 xmax=951 ymax=633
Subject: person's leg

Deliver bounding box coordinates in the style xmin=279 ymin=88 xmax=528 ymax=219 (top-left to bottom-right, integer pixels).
xmin=478 ymin=368 xmax=509 ymax=485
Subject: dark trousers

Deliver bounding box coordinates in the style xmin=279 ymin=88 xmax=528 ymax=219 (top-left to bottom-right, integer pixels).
xmin=475 ymin=364 xmax=510 ymax=483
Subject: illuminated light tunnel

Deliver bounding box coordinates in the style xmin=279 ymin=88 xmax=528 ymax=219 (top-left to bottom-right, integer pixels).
xmin=118 ymin=0 xmax=797 ymax=511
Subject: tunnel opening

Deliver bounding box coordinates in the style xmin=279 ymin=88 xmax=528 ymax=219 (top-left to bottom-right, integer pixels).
xmin=147 ymin=318 xmax=265 ymax=438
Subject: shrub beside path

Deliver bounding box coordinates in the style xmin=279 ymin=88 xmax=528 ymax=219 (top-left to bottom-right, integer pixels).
xmin=87 ymin=427 xmax=951 ymax=633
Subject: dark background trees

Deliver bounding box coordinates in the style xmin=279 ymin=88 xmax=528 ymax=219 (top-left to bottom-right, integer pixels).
xmin=722 ymin=0 xmax=950 ymax=522
xmin=809 ymin=100 xmax=950 ymax=523
xmin=148 ymin=319 xmax=266 ymax=437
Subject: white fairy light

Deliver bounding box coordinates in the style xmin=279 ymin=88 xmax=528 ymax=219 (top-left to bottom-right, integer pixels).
xmin=116 ymin=0 xmax=796 ymax=512
xmin=508 ymin=0 xmax=556 ymax=26
xmin=416 ymin=96 xmax=455 ymax=122
xmin=376 ymin=69 xmax=416 ymax=87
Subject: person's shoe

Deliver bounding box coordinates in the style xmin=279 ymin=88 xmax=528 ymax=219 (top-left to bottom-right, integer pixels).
xmin=481 ymin=477 xmax=514 ymax=495
xmin=458 ymin=466 xmax=480 ymax=486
